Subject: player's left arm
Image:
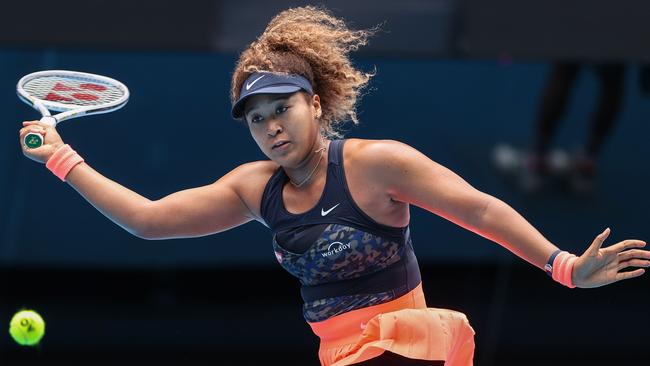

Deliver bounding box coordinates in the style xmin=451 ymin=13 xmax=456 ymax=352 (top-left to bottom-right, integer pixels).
xmin=360 ymin=139 xmax=649 ymax=287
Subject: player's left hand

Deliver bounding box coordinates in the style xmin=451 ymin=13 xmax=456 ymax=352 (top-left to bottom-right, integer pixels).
xmin=572 ymin=228 xmax=649 ymax=288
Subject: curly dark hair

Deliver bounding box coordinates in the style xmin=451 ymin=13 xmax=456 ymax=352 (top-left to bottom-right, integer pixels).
xmin=230 ymin=6 xmax=378 ymax=138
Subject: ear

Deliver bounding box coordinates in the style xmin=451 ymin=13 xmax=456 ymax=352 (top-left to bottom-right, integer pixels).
xmin=311 ymin=94 xmax=322 ymax=118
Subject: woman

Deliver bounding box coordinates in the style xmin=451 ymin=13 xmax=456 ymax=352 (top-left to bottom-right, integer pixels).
xmin=19 ymin=6 xmax=649 ymax=366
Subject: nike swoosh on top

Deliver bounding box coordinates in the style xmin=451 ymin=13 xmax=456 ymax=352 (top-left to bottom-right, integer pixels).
xmin=246 ymin=75 xmax=265 ymax=90
xmin=321 ymin=203 xmax=340 ymax=216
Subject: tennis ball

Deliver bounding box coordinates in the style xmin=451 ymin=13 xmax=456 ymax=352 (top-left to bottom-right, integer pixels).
xmin=9 ymin=310 xmax=45 ymax=346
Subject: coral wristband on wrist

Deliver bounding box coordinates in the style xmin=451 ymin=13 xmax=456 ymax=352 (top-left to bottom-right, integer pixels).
xmin=46 ymin=144 xmax=84 ymax=181
xmin=545 ymin=249 xmax=578 ymax=288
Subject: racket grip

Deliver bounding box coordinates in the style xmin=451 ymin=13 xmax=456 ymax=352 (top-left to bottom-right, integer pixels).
xmin=24 ymin=116 xmax=56 ymax=149
xmin=24 ymin=132 xmax=44 ymax=149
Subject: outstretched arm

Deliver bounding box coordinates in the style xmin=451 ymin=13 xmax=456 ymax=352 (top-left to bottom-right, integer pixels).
xmin=64 ymin=162 xmax=256 ymax=239
xmin=361 ymin=139 xmax=649 ymax=287
xmin=20 ymin=120 xmax=256 ymax=240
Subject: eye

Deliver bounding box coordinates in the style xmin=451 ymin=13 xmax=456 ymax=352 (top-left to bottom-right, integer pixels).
xmin=250 ymin=115 xmax=263 ymax=124
xmin=276 ymin=106 xmax=289 ymax=114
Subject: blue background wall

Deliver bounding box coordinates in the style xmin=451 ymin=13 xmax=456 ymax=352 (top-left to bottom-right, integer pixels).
xmin=2 ymin=2 xmax=650 ymax=365
xmin=2 ymin=17 xmax=649 ymax=362
xmin=2 ymin=49 xmax=648 ymax=268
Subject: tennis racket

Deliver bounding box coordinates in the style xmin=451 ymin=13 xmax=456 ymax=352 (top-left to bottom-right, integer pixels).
xmin=17 ymin=70 xmax=129 ymax=149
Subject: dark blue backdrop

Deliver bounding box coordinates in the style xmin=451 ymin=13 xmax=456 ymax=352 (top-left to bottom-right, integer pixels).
xmin=1 ymin=49 xmax=648 ymax=268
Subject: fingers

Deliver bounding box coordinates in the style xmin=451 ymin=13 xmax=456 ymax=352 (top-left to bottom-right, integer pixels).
xmin=22 ymin=120 xmax=55 ymax=131
xmin=610 ymin=239 xmax=647 ymax=254
xmin=617 ymin=248 xmax=650 ymax=262
xmin=587 ymin=228 xmax=611 ymax=254
xmin=20 ymin=121 xmax=47 ymax=134
xmin=22 ymin=120 xmax=45 ymax=127
xmin=19 ymin=125 xmax=47 ymax=140
xmin=616 ymin=268 xmax=645 ymax=282
xmin=618 ymin=259 xmax=650 ymax=271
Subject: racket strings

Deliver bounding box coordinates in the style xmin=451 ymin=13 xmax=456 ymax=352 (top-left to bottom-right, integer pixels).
xmin=23 ymin=76 xmax=125 ymax=106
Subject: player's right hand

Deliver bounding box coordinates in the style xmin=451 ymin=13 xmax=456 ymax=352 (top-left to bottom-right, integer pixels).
xmin=19 ymin=120 xmax=64 ymax=164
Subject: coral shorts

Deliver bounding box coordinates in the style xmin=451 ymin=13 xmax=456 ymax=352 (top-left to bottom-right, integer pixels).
xmin=307 ymin=283 xmax=475 ymax=366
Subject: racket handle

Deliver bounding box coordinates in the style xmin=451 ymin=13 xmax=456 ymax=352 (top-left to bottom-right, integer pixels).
xmin=24 ymin=116 xmax=56 ymax=149
xmin=24 ymin=132 xmax=44 ymax=149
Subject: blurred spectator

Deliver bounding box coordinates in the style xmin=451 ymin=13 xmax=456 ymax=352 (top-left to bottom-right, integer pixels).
xmin=495 ymin=62 xmax=625 ymax=195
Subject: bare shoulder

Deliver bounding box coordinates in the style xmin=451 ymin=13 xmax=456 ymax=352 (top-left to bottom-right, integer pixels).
xmin=344 ymin=138 xmax=437 ymax=198
xmin=344 ymin=138 xmax=416 ymax=171
xmin=228 ymin=159 xmax=279 ymax=180
xmin=226 ymin=160 xmax=279 ymax=222
xmin=341 ymin=138 xmax=412 ymax=226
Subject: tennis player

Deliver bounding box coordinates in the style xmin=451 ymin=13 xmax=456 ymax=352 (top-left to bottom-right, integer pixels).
xmin=19 ymin=6 xmax=649 ymax=366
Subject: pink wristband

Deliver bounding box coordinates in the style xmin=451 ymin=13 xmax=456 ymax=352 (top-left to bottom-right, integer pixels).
xmin=45 ymin=144 xmax=84 ymax=181
xmin=551 ymin=251 xmax=577 ymax=288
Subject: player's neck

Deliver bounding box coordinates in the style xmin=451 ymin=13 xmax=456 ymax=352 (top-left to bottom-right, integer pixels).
xmin=285 ymin=139 xmax=329 ymax=189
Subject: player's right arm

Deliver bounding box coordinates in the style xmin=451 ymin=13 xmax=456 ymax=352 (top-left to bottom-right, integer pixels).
xmin=20 ymin=121 xmax=270 ymax=240
xmin=65 ymin=161 xmax=264 ymax=239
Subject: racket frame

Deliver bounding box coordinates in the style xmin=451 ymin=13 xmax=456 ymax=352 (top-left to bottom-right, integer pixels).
xmin=17 ymin=70 xmax=130 ymax=127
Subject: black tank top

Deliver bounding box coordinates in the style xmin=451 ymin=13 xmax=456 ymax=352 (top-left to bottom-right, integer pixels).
xmin=260 ymin=139 xmax=422 ymax=322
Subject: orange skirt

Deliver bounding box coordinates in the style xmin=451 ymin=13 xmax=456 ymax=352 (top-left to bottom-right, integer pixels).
xmin=308 ymin=283 xmax=475 ymax=366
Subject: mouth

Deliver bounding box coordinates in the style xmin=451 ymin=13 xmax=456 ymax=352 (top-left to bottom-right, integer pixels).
xmin=271 ymin=140 xmax=290 ymax=149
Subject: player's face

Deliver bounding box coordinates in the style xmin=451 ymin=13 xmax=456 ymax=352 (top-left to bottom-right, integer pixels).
xmin=244 ymin=92 xmax=322 ymax=167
